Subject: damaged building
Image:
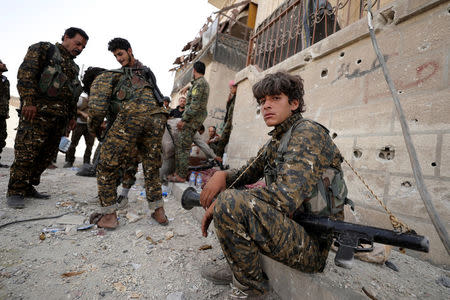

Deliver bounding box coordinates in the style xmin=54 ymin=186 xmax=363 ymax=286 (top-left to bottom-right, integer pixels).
xmin=171 ymin=0 xmax=449 ymax=268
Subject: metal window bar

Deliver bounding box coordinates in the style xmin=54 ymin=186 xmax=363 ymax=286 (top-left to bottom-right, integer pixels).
xmin=247 ymin=0 xmax=378 ymax=70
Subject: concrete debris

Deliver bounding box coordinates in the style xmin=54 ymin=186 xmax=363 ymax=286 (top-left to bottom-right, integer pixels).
xmin=56 ymin=214 xmax=86 ymax=225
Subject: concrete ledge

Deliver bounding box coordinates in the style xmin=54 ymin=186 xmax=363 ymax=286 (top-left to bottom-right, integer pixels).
xmin=172 ymin=183 xmax=365 ymax=300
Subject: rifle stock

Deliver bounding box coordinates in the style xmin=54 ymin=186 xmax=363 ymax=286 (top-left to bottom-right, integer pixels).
xmin=181 ymin=187 xmax=430 ymax=269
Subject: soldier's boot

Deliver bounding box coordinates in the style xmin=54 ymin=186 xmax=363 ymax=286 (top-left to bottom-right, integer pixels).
xmin=201 ymin=261 xmax=233 ymax=285
xmin=7 ymin=195 xmax=25 ymax=209
xmin=63 ymin=161 xmax=73 ymax=168
xmin=229 ymin=276 xmax=279 ymax=299
xmin=25 ymin=187 xmax=50 ymax=199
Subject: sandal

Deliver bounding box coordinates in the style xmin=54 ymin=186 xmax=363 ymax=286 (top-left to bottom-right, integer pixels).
xmin=90 ymin=212 xmax=119 ymax=229
xmin=168 ymin=174 xmax=186 ymax=183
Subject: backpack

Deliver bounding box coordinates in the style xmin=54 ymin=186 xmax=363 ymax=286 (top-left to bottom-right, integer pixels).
xmin=270 ymin=118 xmax=353 ymax=218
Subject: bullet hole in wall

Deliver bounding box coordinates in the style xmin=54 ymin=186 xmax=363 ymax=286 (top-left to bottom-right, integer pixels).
xmin=398 ymin=90 xmax=403 ymax=94
xmin=331 ymin=133 xmax=338 ymax=139
xmin=379 ymin=146 xmax=395 ymax=160
xmin=353 ymin=149 xmax=362 ymax=159
xmin=256 ymin=107 xmax=261 ymax=115
xmin=381 ymin=8 xmax=395 ymax=24
xmin=321 ymin=69 xmax=328 ymax=78
xmin=401 ymin=181 xmax=412 ymax=187
xmin=356 ymin=59 xmax=362 ymax=64
xmin=339 ymin=51 xmax=345 ymax=58
xmin=431 ymin=162 xmax=437 ymax=167
xmin=304 ymin=55 xmax=312 ymax=62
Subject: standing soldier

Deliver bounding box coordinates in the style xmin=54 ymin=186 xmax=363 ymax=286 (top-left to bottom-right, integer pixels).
xmin=63 ymin=94 xmax=95 ymax=168
xmin=6 ymin=27 xmax=88 ymax=209
xmin=0 ymin=59 xmax=10 ymax=168
xmin=170 ymin=61 xmax=209 ymax=182
xmin=88 ymin=38 xmax=168 ymax=228
xmin=214 ymin=80 xmax=237 ymax=157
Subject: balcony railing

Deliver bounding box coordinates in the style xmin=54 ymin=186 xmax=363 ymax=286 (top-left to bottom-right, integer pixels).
xmin=246 ymin=0 xmax=384 ymax=70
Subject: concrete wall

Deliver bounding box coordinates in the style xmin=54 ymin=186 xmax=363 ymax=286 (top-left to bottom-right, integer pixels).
xmin=229 ymin=0 xmax=450 ymax=266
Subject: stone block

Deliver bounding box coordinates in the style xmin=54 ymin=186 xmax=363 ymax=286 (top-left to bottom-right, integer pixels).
xmin=354 ymin=134 xmax=437 ymax=176
xmin=393 ymin=89 xmax=450 ymax=132
xmin=330 ymin=100 xmax=394 ymax=135
xmin=441 ymin=134 xmax=450 ymax=177
xmin=261 ymin=255 xmax=365 ymax=300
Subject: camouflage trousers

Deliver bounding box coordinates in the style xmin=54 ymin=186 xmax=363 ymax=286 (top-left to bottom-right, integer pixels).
xmin=96 ymin=100 xmax=166 ymax=210
xmin=8 ymin=115 xmax=66 ymax=196
xmin=215 ymin=119 xmax=232 ymax=158
xmin=120 ymin=148 xmax=139 ymax=189
xmin=174 ymin=124 xmax=198 ymax=178
xmin=214 ymin=189 xmax=332 ymax=293
xmin=65 ymin=123 xmax=95 ymax=164
xmin=0 ymin=117 xmax=7 ymax=156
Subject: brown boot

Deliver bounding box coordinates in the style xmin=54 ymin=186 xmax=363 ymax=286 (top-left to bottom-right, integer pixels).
xmin=151 ymin=207 xmax=169 ymax=226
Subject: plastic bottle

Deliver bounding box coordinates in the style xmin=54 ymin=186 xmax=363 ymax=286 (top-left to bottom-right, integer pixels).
xmin=195 ymin=173 xmax=203 ymax=192
xmin=222 ymin=153 xmax=228 ymax=166
xmin=189 ymin=172 xmax=196 ymax=187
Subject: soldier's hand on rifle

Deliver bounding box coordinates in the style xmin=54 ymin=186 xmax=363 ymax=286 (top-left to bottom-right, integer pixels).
xmin=200 ymin=171 xmax=227 ymax=209
xmin=201 ymin=200 xmax=216 ymax=237
xmin=22 ymin=105 xmax=37 ymax=121
xmin=180 ymin=86 xmax=189 ymax=95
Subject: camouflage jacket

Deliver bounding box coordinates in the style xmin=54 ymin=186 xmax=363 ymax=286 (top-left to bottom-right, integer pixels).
xmin=87 ymin=63 xmax=165 ymax=136
xmin=0 ymin=75 xmax=10 ymax=117
xmin=17 ymin=42 xmax=80 ymax=119
xmin=182 ymin=76 xmax=209 ymax=129
xmin=219 ymin=93 xmax=235 ymax=134
xmin=225 ymin=113 xmax=344 ymax=216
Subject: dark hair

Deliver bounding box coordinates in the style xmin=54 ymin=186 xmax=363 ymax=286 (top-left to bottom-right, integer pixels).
xmin=252 ymin=71 xmax=305 ymax=114
xmin=108 ymin=38 xmax=131 ymax=52
xmin=198 ymin=124 xmax=205 ymax=132
xmin=193 ymin=61 xmax=206 ymax=75
xmin=163 ymin=96 xmax=171 ymax=103
xmin=82 ymin=67 xmax=106 ymax=95
xmin=209 ymin=126 xmax=216 ymax=131
xmin=62 ymin=27 xmax=89 ymax=41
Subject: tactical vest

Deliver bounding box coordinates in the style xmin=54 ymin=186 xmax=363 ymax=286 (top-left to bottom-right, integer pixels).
xmin=38 ymin=44 xmax=82 ymax=100
xmin=264 ymin=119 xmax=353 ymax=218
xmin=108 ymin=67 xmax=155 ymax=120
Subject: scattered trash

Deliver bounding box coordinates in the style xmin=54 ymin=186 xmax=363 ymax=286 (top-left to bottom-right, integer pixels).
xmin=385 ymin=260 xmax=399 ymax=272
xmin=130 ymin=263 xmax=141 ymax=270
xmin=146 ymin=236 xmax=156 ymax=244
xmin=113 ymin=282 xmax=127 ymax=292
xmin=165 ymin=231 xmax=174 ymax=240
xmin=42 ymin=227 xmax=65 ymax=233
xmin=126 ymin=212 xmax=142 ymax=223
xmin=39 ymin=232 xmax=46 ymax=240
xmin=56 ymin=201 xmax=75 ymax=208
xmin=61 ymin=270 xmax=85 ymax=277
xmin=135 ymin=230 xmax=144 ymax=239
xmin=362 ymin=286 xmax=378 ymax=300
xmin=130 ymin=292 xmax=142 ymax=298
xmin=198 ymin=244 xmax=212 ymax=251
xmin=77 ymin=224 xmax=95 ymax=231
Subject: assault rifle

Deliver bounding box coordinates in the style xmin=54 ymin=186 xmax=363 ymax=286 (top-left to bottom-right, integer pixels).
xmin=181 ymin=187 xmax=430 ymax=269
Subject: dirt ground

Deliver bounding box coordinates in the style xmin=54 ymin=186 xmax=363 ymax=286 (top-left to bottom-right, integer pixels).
xmin=0 ymin=111 xmax=449 ymax=299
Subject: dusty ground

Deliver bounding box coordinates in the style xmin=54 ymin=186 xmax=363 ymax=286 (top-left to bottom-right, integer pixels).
xmin=0 ymin=110 xmax=449 ymax=299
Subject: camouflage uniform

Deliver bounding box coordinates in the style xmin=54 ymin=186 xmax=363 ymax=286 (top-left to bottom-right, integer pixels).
xmin=8 ymin=42 xmax=80 ymax=196
xmin=215 ymin=93 xmax=235 ymax=157
xmin=175 ymin=76 xmax=209 ymax=178
xmin=213 ymin=113 xmax=345 ymax=293
xmin=88 ymin=63 xmax=167 ymax=209
xmin=0 ymin=75 xmax=10 ymax=160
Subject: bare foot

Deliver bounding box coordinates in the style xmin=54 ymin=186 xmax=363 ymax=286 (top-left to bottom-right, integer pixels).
xmin=151 ymin=207 xmax=169 ymax=226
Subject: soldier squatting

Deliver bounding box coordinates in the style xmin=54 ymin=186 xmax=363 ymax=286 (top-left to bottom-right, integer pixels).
xmin=4 ymin=27 xmax=349 ymax=299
